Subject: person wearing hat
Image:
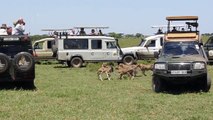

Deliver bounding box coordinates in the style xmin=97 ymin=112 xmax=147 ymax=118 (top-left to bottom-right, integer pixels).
xmin=0 ymin=24 xmax=8 ymax=35
xmin=12 ymin=18 xmax=25 ymax=35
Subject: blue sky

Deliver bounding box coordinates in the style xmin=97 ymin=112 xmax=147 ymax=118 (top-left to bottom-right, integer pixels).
xmin=0 ymin=0 xmax=212 ymax=35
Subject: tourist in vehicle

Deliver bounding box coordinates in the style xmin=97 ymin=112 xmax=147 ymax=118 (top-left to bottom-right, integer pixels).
xmin=90 ymin=29 xmax=96 ymax=35
xmin=171 ymin=27 xmax=177 ymax=32
xmin=157 ymin=28 xmax=163 ymax=34
xmin=0 ymin=24 xmax=8 ymax=35
xmin=181 ymin=28 xmax=185 ymax=32
xmin=13 ymin=18 xmax=25 ymax=35
xmin=98 ymin=30 xmax=103 ymax=36
xmin=79 ymin=28 xmax=86 ymax=35
xmin=7 ymin=27 xmax=12 ymax=35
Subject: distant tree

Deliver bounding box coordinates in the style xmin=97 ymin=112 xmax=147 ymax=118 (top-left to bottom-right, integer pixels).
xmin=108 ymin=32 xmax=123 ymax=38
xmin=30 ymin=35 xmax=49 ymax=43
xmin=135 ymin=33 xmax=143 ymax=38
xmin=125 ymin=34 xmax=134 ymax=38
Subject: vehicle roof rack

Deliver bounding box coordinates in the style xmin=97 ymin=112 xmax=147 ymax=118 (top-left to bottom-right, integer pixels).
xmin=151 ymin=25 xmax=185 ymax=28
xmin=166 ymin=16 xmax=198 ymax=21
xmin=165 ymin=16 xmax=200 ymax=42
xmin=73 ymin=26 xmax=109 ymax=29
xmin=41 ymin=26 xmax=109 ymax=39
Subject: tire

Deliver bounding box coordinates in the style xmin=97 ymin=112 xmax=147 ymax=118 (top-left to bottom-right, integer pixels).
xmin=122 ymin=55 xmax=135 ymax=65
xmin=0 ymin=53 xmax=10 ymax=74
xmin=13 ymin=52 xmax=34 ymax=72
xmin=201 ymin=75 xmax=211 ymax=92
xmin=152 ymin=76 xmax=164 ymax=93
xmin=70 ymin=57 xmax=83 ymax=68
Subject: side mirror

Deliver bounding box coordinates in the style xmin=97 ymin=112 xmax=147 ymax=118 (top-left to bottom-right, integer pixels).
xmin=154 ymin=52 xmax=159 ymax=59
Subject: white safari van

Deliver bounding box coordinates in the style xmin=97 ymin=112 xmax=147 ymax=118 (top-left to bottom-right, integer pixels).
xmin=55 ymin=35 xmax=137 ymax=67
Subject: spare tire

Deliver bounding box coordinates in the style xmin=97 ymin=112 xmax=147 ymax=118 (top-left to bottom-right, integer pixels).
xmin=0 ymin=53 xmax=10 ymax=74
xmin=13 ymin=52 xmax=34 ymax=72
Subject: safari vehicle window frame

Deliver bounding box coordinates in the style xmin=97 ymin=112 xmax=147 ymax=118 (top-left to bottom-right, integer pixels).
xmin=147 ymin=39 xmax=156 ymax=47
xmin=162 ymin=41 xmax=201 ymax=56
xmin=106 ymin=41 xmax=117 ymax=49
xmin=63 ymin=39 xmax=88 ymax=50
xmin=91 ymin=39 xmax=102 ymax=49
xmin=47 ymin=41 xmax=52 ymax=49
xmin=205 ymin=36 xmax=213 ymax=45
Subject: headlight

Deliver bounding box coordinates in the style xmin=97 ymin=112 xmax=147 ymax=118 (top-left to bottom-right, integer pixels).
xmin=193 ymin=62 xmax=205 ymax=69
xmin=154 ymin=64 xmax=166 ymax=70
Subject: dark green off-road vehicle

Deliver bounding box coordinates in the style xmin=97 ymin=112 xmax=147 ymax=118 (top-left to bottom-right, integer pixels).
xmin=152 ymin=16 xmax=211 ymax=92
xmin=0 ymin=35 xmax=35 ymax=86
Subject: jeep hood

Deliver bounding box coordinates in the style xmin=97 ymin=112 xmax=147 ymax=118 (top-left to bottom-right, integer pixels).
xmin=157 ymin=55 xmax=206 ymax=63
xmin=121 ymin=46 xmax=143 ymax=53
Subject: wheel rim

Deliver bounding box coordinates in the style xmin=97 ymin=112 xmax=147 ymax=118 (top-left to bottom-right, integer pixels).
xmin=14 ymin=52 xmax=34 ymax=72
xmin=71 ymin=58 xmax=82 ymax=67
xmin=124 ymin=56 xmax=133 ymax=65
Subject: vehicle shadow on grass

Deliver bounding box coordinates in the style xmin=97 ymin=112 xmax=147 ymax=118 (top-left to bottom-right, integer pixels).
xmin=0 ymin=82 xmax=37 ymax=91
xmin=163 ymin=84 xmax=203 ymax=95
xmin=53 ymin=65 xmax=70 ymax=69
xmin=53 ymin=65 xmax=87 ymax=69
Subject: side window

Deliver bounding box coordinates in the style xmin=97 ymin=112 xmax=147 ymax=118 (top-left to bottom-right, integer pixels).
xmin=147 ymin=40 xmax=156 ymax=47
xmin=34 ymin=42 xmax=43 ymax=49
xmin=106 ymin=42 xmax=117 ymax=49
xmin=47 ymin=41 xmax=52 ymax=49
xmin=64 ymin=39 xmax=88 ymax=49
xmin=91 ymin=40 xmax=102 ymax=49
xmin=207 ymin=37 xmax=213 ymax=44
xmin=160 ymin=37 xmax=163 ymax=46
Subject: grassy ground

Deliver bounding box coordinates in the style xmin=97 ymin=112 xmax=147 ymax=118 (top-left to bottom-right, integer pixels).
xmin=0 ymin=64 xmax=213 ymax=120
xmin=0 ymin=36 xmax=212 ymax=120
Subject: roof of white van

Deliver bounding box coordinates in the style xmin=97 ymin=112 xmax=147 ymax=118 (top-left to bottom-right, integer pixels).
xmin=60 ymin=35 xmax=115 ymax=40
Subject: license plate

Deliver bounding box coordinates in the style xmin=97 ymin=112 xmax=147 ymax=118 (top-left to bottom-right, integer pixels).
xmin=171 ymin=70 xmax=187 ymax=74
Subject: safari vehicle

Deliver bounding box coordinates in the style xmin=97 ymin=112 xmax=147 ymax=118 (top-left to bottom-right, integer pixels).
xmin=33 ymin=37 xmax=55 ymax=60
xmin=204 ymin=36 xmax=213 ymax=62
xmin=0 ymin=35 xmax=35 ymax=86
xmin=44 ymin=27 xmax=138 ymax=67
xmin=121 ymin=34 xmax=164 ymax=59
xmin=121 ymin=25 xmax=185 ymax=59
xmin=152 ymin=16 xmax=211 ymax=92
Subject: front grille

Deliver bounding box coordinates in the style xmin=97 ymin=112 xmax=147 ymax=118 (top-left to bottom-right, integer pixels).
xmin=168 ymin=63 xmax=191 ymax=70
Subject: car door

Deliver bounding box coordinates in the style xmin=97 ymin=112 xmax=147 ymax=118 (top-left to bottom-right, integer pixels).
xmin=34 ymin=40 xmax=54 ymax=59
xmin=138 ymin=39 xmax=157 ymax=58
xmin=142 ymin=37 xmax=163 ymax=58
xmin=102 ymin=41 xmax=120 ymax=60
xmin=89 ymin=39 xmax=105 ymax=61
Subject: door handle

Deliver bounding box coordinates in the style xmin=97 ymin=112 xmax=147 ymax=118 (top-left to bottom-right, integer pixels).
xmin=91 ymin=52 xmax=94 ymax=55
xmin=107 ymin=52 xmax=110 ymax=55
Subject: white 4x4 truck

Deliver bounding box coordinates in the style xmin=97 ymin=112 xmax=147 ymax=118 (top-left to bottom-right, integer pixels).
xmin=54 ymin=35 xmax=138 ymax=67
xmin=121 ymin=34 xmax=164 ymax=59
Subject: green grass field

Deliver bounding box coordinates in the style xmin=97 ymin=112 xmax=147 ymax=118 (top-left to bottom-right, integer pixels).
xmin=0 ymin=63 xmax=212 ymax=120
xmin=0 ymin=36 xmax=212 ymax=120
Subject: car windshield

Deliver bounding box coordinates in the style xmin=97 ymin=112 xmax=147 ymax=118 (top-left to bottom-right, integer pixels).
xmin=163 ymin=41 xmax=200 ymax=56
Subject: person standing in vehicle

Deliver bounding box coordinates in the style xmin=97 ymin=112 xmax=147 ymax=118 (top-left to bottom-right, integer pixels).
xmin=13 ymin=18 xmax=25 ymax=35
xmin=90 ymin=29 xmax=96 ymax=35
xmin=79 ymin=28 xmax=86 ymax=35
xmin=0 ymin=24 xmax=8 ymax=35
